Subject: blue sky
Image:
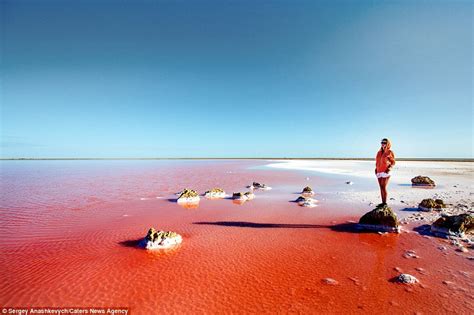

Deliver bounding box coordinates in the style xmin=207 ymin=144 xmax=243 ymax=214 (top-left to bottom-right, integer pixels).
xmin=1 ymin=0 xmax=472 ymax=158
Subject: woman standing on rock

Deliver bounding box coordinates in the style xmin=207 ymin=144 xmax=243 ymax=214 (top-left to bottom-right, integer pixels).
xmin=375 ymin=138 xmax=396 ymax=206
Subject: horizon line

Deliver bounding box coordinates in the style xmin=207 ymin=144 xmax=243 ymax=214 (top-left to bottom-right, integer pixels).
xmin=1 ymin=157 xmax=473 ymax=162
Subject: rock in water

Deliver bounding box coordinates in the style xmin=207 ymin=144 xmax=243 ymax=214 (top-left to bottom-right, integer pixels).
xmin=358 ymin=204 xmax=400 ymax=233
xmin=177 ymin=188 xmax=200 ymax=204
xmin=295 ymin=196 xmax=318 ymax=207
xmin=395 ymin=274 xmax=419 ymax=284
xmin=418 ymin=198 xmax=446 ymax=211
xmin=301 ymin=199 xmax=318 ymax=208
xmin=411 ymin=176 xmax=436 ymax=187
xmin=232 ymin=191 xmax=255 ymax=201
xmin=142 ymin=227 xmax=183 ymax=250
xmin=301 ymin=186 xmax=314 ymax=196
xmin=430 ymin=213 xmax=473 ymax=237
xmin=204 ymin=188 xmax=226 ymax=199
xmin=248 ymin=182 xmax=272 ymax=190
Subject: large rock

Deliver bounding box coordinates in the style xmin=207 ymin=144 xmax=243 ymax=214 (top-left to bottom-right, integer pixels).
xmin=177 ymin=188 xmax=200 ymax=204
xmin=358 ymin=204 xmax=400 ymax=233
xmin=142 ymin=227 xmax=183 ymax=250
xmin=418 ymin=198 xmax=446 ymax=211
xmin=431 ymin=213 xmax=473 ymax=237
xmin=411 ymin=176 xmax=436 ymax=187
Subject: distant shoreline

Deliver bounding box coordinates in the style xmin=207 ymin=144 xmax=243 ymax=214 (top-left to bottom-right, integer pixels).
xmin=1 ymin=157 xmax=473 ymax=162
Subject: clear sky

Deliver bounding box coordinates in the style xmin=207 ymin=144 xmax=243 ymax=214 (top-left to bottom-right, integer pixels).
xmin=1 ymin=0 xmax=472 ymax=158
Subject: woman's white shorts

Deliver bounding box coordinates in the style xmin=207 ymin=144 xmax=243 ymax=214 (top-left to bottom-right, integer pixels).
xmin=376 ymin=172 xmax=391 ymax=178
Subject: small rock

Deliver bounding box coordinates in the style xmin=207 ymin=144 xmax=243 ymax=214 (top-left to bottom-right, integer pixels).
xmin=322 ymin=278 xmax=338 ymax=285
xmin=411 ymin=176 xmax=436 ymax=187
xmin=415 ymin=267 xmax=427 ymax=274
xmin=301 ymin=186 xmax=315 ymax=196
xmin=248 ymin=182 xmax=272 ymax=190
xmin=403 ymin=250 xmax=419 ymax=259
xmin=395 ymin=274 xmax=419 ymax=284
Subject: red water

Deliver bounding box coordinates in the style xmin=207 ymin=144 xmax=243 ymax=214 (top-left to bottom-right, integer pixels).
xmin=0 ymin=160 xmax=472 ymax=314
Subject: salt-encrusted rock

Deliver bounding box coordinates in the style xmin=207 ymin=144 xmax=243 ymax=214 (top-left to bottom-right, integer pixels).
xmin=403 ymin=250 xmax=419 ymax=259
xmin=418 ymin=198 xmax=446 ymax=211
xmin=142 ymin=227 xmax=183 ymax=250
xmin=248 ymin=182 xmax=272 ymax=190
xmin=177 ymin=188 xmax=200 ymax=204
xmin=411 ymin=176 xmax=436 ymax=187
xmin=204 ymin=188 xmax=226 ymax=199
xmin=295 ymin=196 xmax=307 ymax=204
xmin=358 ymin=205 xmax=400 ymax=233
xmin=394 ymin=274 xmax=419 ymax=284
xmin=232 ymin=191 xmax=255 ymax=201
xmin=431 ymin=213 xmax=473 ymax=237
xmin=295 ymin=196 xmax=318 ymax=207
xmin=301 ymin=198 xmax=318 ymax=208
xmin=301 ymin=186 xmax=314 ymax=196
xmin=322 ymin=278 xmax=339 ymax=285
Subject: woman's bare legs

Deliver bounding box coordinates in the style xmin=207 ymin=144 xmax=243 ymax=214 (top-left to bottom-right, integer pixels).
xmin=377 ymin=177 xmax=390 ymax=203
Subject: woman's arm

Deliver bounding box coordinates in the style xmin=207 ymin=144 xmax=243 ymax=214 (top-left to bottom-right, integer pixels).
xmin=386 ymin=151 xmax=395 ymax=172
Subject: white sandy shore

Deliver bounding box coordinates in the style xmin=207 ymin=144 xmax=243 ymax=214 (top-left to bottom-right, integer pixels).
xmin=266 ymin=159 xmax=474 ymax=222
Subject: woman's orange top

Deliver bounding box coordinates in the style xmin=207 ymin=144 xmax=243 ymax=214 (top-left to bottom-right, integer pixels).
xmin=376 ymin=139 xmax=396 ymax=173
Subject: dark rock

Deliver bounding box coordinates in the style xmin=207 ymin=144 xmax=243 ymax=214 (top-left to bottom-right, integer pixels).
xmin=431 ymin=213 xmax=473 ymax=237
xmin=295 ymin=196 xmax=307 ymax=203
xmin=418 ymin=198 xmax=446 ymax=211
xmin=251 ymin=182 xmax=271 ymax=189
xmin=302 ymin=186 xmax=314 ymax=193
xmin=411 ymin=176 xmax=436 ymax=187
xmin=232 ymin=191 xmax=255 ymax=200
xmin=358 ymin=205 xmax=400 ymax=233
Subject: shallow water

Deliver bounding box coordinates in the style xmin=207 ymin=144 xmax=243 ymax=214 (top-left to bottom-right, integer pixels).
xmin=0 ymin=160 xmax=472 ymax=314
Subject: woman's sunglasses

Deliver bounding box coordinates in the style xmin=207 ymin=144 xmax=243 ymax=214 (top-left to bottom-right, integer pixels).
xmin=381 ymin=142 xmax=387 ymax=145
